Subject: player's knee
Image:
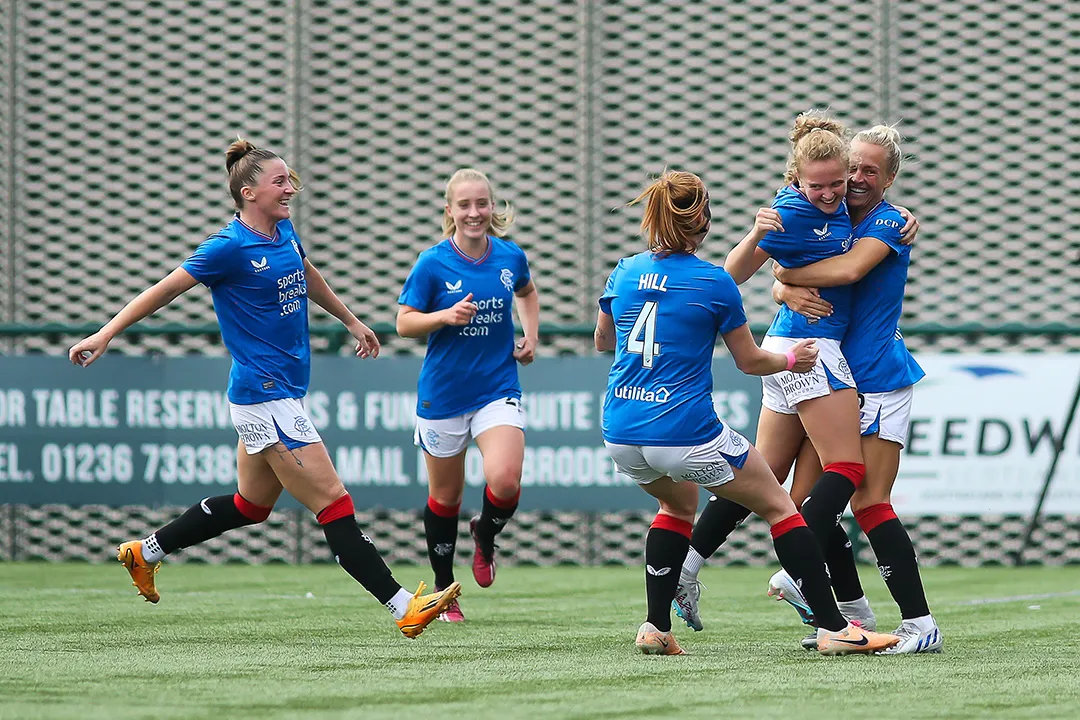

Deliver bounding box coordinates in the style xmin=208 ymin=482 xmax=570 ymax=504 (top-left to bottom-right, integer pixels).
xmin=484 ymin=465 xmax=522 ymax=497
xmin=658 ymin=494 xmax=697 ymax=521
xmin=233 ymin=493 xmax=272 ymax=525
xmin=850 ymin=486 xmax=889 ymax=514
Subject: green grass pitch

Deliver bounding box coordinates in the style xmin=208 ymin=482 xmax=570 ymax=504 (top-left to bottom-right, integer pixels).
xmin=2 ymin=562 xmax=1078 ymax=719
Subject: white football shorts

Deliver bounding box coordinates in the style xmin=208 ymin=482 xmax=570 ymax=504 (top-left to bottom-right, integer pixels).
xmin=230 ymin=397 xmax=322 ymax=455
xmin=859 ymin=385 xmax=914 ymax=447
xmin=604 ymin=422 xmax=750 ymax=489
xmin=760 ymin=335 xmax=856 ymax=415
xmin=414 ymin=396 xmax=525 ymax=459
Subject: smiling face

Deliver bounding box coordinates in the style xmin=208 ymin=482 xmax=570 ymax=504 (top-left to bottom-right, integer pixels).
xmin=795 ymin=157 xmax=848 ymax=214
xmin=846 ymin=139 xmax=895 ymax=216
xmin=241 ymin=158 xmax=296 ymax=224
xmin=446 ymin=179 xmax=493 ymax=243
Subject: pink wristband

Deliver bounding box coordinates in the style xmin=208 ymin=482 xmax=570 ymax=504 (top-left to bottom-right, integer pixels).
xmin=784 ymin=349 xmax=798 ymax=371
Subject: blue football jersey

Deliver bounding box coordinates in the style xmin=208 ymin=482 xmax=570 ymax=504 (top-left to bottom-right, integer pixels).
xmin=842 ymin=201 xmax=925 ymax=392
xmin=398 ymin=236 xmax=532 ymax=419
xmin=759 ymin=185 xmax=854 ymax=341
xmin=600 ymin=252 xmax=747 ymax=446
xmin=182 ymin=216 xmax=311 ymax=405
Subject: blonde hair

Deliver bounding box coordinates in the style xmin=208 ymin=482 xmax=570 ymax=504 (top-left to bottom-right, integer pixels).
xmin=784 ymin=110 xmax=850 ymax=184
xmin=627 ymin=170 xmax=708 ymax=256
xmin=442 ymin=168 xmax=514 ymax=238
xmin=224 ymin=138 xmax=302 ymax=210
xmin=852 ymin=123 xmax=905 ymax=177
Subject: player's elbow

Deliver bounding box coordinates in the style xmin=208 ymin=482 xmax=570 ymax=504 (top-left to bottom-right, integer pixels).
xmin=733 ymin=350 xmax=770 ymax=377
xmin=836 ymin=265 xmax=867 ymax=285
xmin=594 ymin=330 xmax=614 ymax=352
xmin=395 ymin=315 xmax=417 ymax=339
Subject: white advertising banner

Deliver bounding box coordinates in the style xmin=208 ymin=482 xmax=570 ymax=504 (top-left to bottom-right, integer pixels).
xmin=894 ymin=354 xmax=1080 ymax=515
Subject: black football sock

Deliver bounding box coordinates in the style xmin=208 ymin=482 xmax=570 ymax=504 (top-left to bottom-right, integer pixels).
xmin=644 ymin=515 xmax=693 ymax=633
xmin=473 ymin=486 xmax=519 ymax=554
xmin=690 ymin=495 xmax=752 ymax=559
xmin=801 ymin=462 xmax=865 ymax=541
xmin=857 ymin=503 xmax=931 ymax=619
xmin=770 ymin=515 xmax=847 ymax=632
xmin=155 ymin=493 xmax=270 ymax=554
xmin=424 ymin=497 xmax=460 ymax=589
xmin=318 ymin=495 xmax=400 ymax=604
xmin=824 ymin=522 xmax=864 ymax=603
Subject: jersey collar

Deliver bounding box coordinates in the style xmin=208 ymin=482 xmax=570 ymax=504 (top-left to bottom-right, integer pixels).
xmin=448 ymin=235 xmax=492 ymax=265
xmin=236 ymin=214 xmax=280 ymax=243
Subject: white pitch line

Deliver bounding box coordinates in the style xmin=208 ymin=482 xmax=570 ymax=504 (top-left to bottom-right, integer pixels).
xmin=956 ymin=590 xmax=1080 ymax=606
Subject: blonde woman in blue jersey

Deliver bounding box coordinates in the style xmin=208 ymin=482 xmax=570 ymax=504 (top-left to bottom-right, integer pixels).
xmin=768 ymin=126 xmax=942 ymax=654
xmin=397 ymin=168 xmax=540 ymax=623
xmin=69 ymin=138 xmax=460 ymax=638
xmin=596 ymin=170 xmax=899 ymax=656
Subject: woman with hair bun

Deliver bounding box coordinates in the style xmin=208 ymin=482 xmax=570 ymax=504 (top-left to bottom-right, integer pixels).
xmin=595 ymin=169 xmax=898 ymax=656
xmin=396 ymin=168 xmax=540 ymax=622
xmin=69 ymin=138 xmax=460 ymax=639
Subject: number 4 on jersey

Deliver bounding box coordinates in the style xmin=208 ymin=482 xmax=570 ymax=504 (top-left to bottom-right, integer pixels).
xmin=627 ymin=301 xmax=660 ymax=368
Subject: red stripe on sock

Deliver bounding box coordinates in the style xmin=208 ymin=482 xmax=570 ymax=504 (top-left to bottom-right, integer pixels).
xmin=855 ymin=503 xmax=898 ymax=533
xmin=650 ymin=513 xmax=693 ymax=539
xmin=233 ymin=493 xmax=272 ymax=522
xmin=426 ymin=496 xmax=461 ymax=518
xmin=823 ymin=461 xmax=866 ymax=488
xmin=770 ymin=513 xmax=808 ymax=539
xmin=485 ymin=485 xmax=520 ymax=510
xmin=316 ymin=494 xmax=355 ymax=525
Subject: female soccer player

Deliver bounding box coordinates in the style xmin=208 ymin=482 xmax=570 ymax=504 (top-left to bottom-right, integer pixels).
xmin=69 ymin=139 xmax=460 ymax=639
xmin=597 ymin=169 xmax=899 ymax=656
xmin=718 ymin=110 xmax=867 ymax=580
xmin=396 ymin=168 xmax=540 ymax=622
xmin=676 ymin=126 xmax=941 ymax=654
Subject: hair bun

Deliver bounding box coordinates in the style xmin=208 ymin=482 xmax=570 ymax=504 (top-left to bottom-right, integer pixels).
xmin=225 ymin=137 xmax=258 ymax=173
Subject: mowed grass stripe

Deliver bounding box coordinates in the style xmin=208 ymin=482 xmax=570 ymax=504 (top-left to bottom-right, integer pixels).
xmin=1 ymin=564 xmax=1077 ymax=719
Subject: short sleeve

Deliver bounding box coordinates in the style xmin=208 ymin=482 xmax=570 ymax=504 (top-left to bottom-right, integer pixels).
xmin=597 ymin=260 xmax=624 ymax=315
xmin=397 ymin=253 xmax=436 ymax=311
xmin=857 ymin=208 xmax=904 ymax=255
xmin=711 ymin=269 xmax=748 ymax=336
xmin=513 ymin=243 xmax=532 ymax=292
xmin=284 ymin=221 xmax=308 ymax=260
xmin=757 ymin=206 xmax=801 ymax=263
xmin=182 ymin=234 xmax=234 ymax=287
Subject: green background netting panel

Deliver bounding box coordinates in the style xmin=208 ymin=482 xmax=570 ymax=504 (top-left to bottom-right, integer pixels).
xmin=893 ymin=3 xmax=1080 ymax=329
xmin=13 ymin=1 xmax=297 ymax=355
xmin=0 ymin=0 xmax=12 ymax=331
xmin=301 ymin=0 xmax=587 ymax=357
xmin=6 ymin=507 xmax=1078 ymax=566
xmin=588 ymin=0 xmax=884 ymax=326
xmin=4 ymin=1 xmax=1079 ymax=355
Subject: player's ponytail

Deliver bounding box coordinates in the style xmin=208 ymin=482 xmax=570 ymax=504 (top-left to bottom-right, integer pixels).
xmin=628 ymin=170 xmax=708 ymax=256
xmin=784 ymin=109 xmax=850 ymax=184
xmin=442 ymin=168 xmax=514 ymax=239
xmin=225 ymin=137 xmax=302 ymax=210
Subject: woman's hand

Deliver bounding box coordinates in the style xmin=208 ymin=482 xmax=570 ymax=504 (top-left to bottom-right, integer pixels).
xmin=513 ymin=336 xmax=538 ymax=365
xmin=895 ymin=205 xmax=919 ymax=246
xmin=752 ymin=207 xmax=784 ymax=238
xmin=349 ymin=321 xmax=380 ymax=359
xmin=788 ymin=338 xmax=819 ymax=373
xmin=68 ymin=331 xmax=113 ymax=367
xmin=440 ymin=292 xmax=478 ymax=326
xmin=778 ymin=284 xmax=833 ymax=321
